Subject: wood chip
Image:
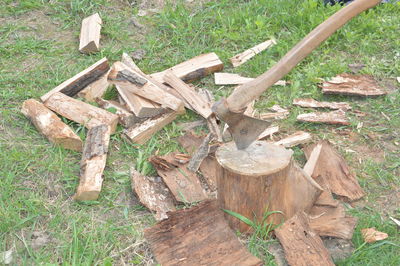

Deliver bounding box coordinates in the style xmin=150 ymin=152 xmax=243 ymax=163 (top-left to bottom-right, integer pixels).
xmin=297 ymin=110 xmax=350 ymax=125
xmin=79 ymin=13 xmax=102 ymax=54
xmin=361 ymin=228 xmax=388 ymax=243
xmin=258 ymin=125 xmax=280 ymax=140
xmin=293 ymin=98 xmax=351 ymax=110
xmin=230 ymin=39 xmax=276 ymax=67
xmin=144 ymin=200 xmax=263 ymax=266
xmin=214 ymin=72 xmax=254 ymax=85
xmin=274 ymin=131 xmax=312 ymax=148
xmin=321 ymin=73 xmax=387 ymax=96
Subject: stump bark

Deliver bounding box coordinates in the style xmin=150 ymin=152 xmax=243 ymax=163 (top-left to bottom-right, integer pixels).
xmin=216 ymin=141 xmax=322 ymax=233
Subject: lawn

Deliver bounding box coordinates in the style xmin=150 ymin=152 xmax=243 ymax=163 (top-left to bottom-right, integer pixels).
xmin=0 ymin=0 xmax=399 ymax=265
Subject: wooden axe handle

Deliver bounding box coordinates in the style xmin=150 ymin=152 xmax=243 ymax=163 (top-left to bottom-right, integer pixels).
xmin=226 ymin=0 xmax=381 ymax=112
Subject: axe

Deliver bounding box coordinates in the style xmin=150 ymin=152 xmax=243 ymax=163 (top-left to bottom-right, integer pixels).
xmin=213 ymin=0 xmax=381 ymax=150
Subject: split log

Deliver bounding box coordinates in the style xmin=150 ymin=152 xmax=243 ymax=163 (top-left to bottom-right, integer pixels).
xmin=21 ymin=99 xmax=82 ymax=151
xmin=44 ymin=92 xmax=119 ymax=134
xmin=304 ymin=140 xmax=365 ymax=201
xmin=41 ymin=57 xmax=109 ymax=102
xmin=293 ymin=98 xmax=351 ymax=110
xmin=214 ymin=72 xmax=286 ymax=86
xmin=131 ymin=168 xmax=176 ymax=221
xmin=258 ymin=125 xmax=279 ymax=140
xmin=275 ymin=212 xmax=335 ymax=266
xmin=144 ymin=200 xmax=263 ymax=266
xmin=197 ymin=88 xmax=223 ymax=142
xmin=321 ymin=73 xmax=387 ymax=96
xmin=77 ymin=70 xmax=110 ymax=101
xmin=79 ymin=13 xmax=102 ymax=54
xmin=187 ymin=133 xmax=213 ymax=172
xmin=164 ymin=71 xmax=212 ymax=118
xmin=297 ymin=110 xmax=350 ymax=125
xmin=121 ymin=52 xmax=145 ymax=75
xmin=230 ymin=39 xmax=276 ymax=67
xmin=151 ymin=52 xmax=224 ymax=83
xmin=274 ymin=131 xmax=312 ymax=147
xmin=73 ymin=124 xmax=110 ymax=201
xmin=216 ymin=141 xmax=322 ymax=232
xmin=95 ymin=98 xmax=140 ymax=128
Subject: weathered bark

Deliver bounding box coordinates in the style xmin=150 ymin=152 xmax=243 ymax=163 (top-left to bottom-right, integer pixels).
xmin=187 ymin=133 xmax=213 ymax=172
xmin=79 ymin=13 xmax=102 ymax=54
xmin=230 ymin=39 xmax=276 ymax=67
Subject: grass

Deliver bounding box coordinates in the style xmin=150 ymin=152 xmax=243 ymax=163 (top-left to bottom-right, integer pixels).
xmin=0 ymin=0 xmax=399 ymax=264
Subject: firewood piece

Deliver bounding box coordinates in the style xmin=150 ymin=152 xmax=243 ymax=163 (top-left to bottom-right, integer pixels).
xmin=216 ymin=141 xmax=322 ymax=232
xmin=230 ymin=39 xmax=277 ymax=67
xmin=73 ymin=124 xmax=110 ymax=201
xmin=108 ymin=65 xmax=148 ymax=86
xmin=79 ymin=13 xmax=102 ymax=54
xmin=309 ymin=205 xmax=357 ymax=240
xmin=77 ymin=70 xmax=110 ymax=101
xmin=258 ymin=125 xmax=280 ymax=140
xmin=21 ymin=99 xmax=82 ymax=151
xmin=259 ymin=105 xmax=289 ymax=120
xmin=274 ymin=131 xmax=312 ymax=148
xmin=131 ymin=168 xmax=176 ymax=221
xmin=275 ymin=212 xmax=335 ymax=266
xmin=151 ymin=52 xmax=224 ymax=83
xmin=297 ymin=110 xmax=350 ymax=125
xmin=178 ymin=120 xmax=206 ymax=132
xmin=197 ymin=88 xmax=223 ymax=142
xmin=293 ymin=98 xmax=351 ymax=110
xmin=304 ymin=140 xmax=365 ymax=201
xmin=150 ymin=154 xmax=207 ymax=203
xmin=164 ymin=71 xmax=213 ymax=119
xmin=41 ymin=58 xmax=109 ymax=102
xmin=44 ymin=92 xmax=119 ymax=134
xmin=321 ymin=73 xmax=387 ymax=96
xmin=214 ymin=72 xmax=254 ymax=85
xmin=187 ymin=133 xmax=213 ymax=172
xmin=303 ymin=144 xmax=323 ymax=176
xmin=121 ymin=52 xmax=145 ymax=75
xmin=144 ymin=200 xmax=263 ymax=266
xmin=123 ymin=110 xmax=181 ymax=145
xmin=95 ymin=98 xmax=141 ymax=128
xmin=361 ymin=228 xmax=389 ymax=243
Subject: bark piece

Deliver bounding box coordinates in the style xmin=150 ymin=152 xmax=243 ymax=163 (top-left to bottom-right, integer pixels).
xmin=274 ymin=131 xmax=312 ymax=148
xmin=361 ymin=228 xmax=389 ymax=243
xmin=21 ymin=99 xmax=82 ymax=151
xmin=77 ymin=70 xmax=110 ymax=101
xmin=304 ymin=140 xmax=365 ymax=201
xmin=275 ymin=212 xmax=335 ymax=266
xmin=187 ymin=133 xmax=213 ymax=172
xmin=73 ymin=124 xmax=110 ymax=201
xmin=216 ymin=141 xmax=322 ymax=232
xmin=79 ymin=13 xmax=102 ymax=54
xmin=151 ymin=52 xmax=224 ymax=83
xmin=293 ymin=98 xmax=351 ymax=110
xmin=150 ymin=154 xmax=207 ymax=203
xmin=297 ymin=110 xmax=350 ymax=125
xmin=95 ymin=98 xmax=140 ymax=128
xmin=321 ymin=73 xmax=387 ymax=96
xmin=41 ymin=57 xmax=109 ymax=102
xmin=44 ymin=92 xmax=119 ymax=134
xmin=131 ymin=168 xmax=176 ymax=221
xmin=230 ymin=39 xmax=276 ymax=67
xmin=144 ymin=199 xmax=263 ymax=266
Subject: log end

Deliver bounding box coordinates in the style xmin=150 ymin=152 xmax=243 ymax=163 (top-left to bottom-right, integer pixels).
xmin=73 ymin=189 xmax=100 ymax=201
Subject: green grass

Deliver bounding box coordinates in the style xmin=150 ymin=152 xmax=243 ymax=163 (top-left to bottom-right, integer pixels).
xmin=1 ymin=0 xmax=399 ymax=264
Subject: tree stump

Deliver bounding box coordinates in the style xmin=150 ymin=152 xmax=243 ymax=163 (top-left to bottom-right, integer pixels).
xmin=216 ymin=141 xmax=322 ymax=233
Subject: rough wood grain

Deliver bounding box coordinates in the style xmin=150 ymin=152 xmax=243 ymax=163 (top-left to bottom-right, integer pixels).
xmin=21 ymin=99 xmax=82 ymax=151
xmin=41 ymin=57 xmax=109 ymax=102
xmin=215 ymin=72 xmax=286 ymax=86
xmin=230 ymin=39 xmax=276 ymax=67
xmin=304 ymin=140 xmax=365 ymax=201
xmin=44 ymin=92 xmax=119 ymax=134
xmin=79 ymin=13 xmax=102 ymax=54
xmin=95 ymin=98 xmax=140 ymax=128
xmin=121 ymin=52 xmax=145 ymax=75
xmin=131 ymin=168 xmax=176 ymax=221
xmin=77 ymin=70 xmax=110 ymax=101
xmin=187 ymin=133 xmax=213 ymax=172
xmin=275 ymin=212 xmax=335 ymax=266
xmin=73 ymin=124 xmax=110 ymax=201
xmin=258 ymin=125 xmax=280 ymax=140
xmin=151 ymin=52 xmax=224 ymax=83
xmin=274 ymin=131 xmax=312 ymax=148
xmin=293 ymin=98 xmax=351 ymax=110
xmin=144 ymin=199 xmax=263 ymax=266
xmin=297 ymin=110 xmax=350 ymax=125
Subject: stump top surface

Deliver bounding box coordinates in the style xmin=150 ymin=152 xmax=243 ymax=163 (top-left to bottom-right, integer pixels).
xmin=216 ymin=141 xmax=293 ymax=176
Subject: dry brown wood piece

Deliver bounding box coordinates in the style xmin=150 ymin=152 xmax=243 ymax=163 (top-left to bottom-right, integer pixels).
xmin=131 ymin=168 xmax=176 ymax=221
xmin=230 ymin=39 xmax=277 ymax=67
xmin=293 ymin=98 xmax=351 ymax=110
xmin=150 ymin=153 xmax=207 ymax=203
xmin=79 ymin=13 xmax=102 ymax=54
xmin=216 ymin=141 xmax=322 ymax=232
xmin=197 ymin=88 xmax=223 ymax=142
xmin=297 ymin=110 xmax=350 ymax=125
xmin=21 ymin=99 xmax=82 ymax=151
xmin=164 ymin=71 xmax=213 ymax=119
xmin=151 ymin=52 xmax=224 ymax=83
xmin=275 ymin=212 xmax=335 ymax=266
xmin=304 ymin=140 xmax=365 ymax=201
xmin=258 ymin=125 xmax=280 ymax=140
xmin=77 ymin=70 xmax=110 ymax=101
xmin=361 ymin=228 xmax=389 ymax=243
xmin=41 ymin=58 xmax=109 ymax=102
xmin=259 ymin=105 xmax=289 ymax=120
xmin=274 ymin=131 xmax=312 ymax=148
xmin=309 ymin=204 xmax=357 ymax=240
xmin=144 ymin=199 xmax=263 ymax=266
xmin=44 ymin=92 xmax=119 ymax=134
xmin=124 ymin=110 xmax=181 ymax=145
xmin=95 ymin=98 xmax=140 ymax=128
xmin=303 ymin=143 xmax=322 ymax=176
xmin=214 ymin=72 xmax=254 ymax=85
xmin=321 ymin=73 xmax=387 ymax=96
xmin=177 ymin=120 xmax=206 ymax=132
xmin=121 ymin=52 xmax=145 ymax=75
xmin=187 ymin=133 xmax=213 ymax=172
xmin=73 ymin=124 xmax=110 ymax=201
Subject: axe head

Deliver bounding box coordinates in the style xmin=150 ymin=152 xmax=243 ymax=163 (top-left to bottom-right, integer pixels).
xmin=212 ymin=99 xmax=272 ymax=150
